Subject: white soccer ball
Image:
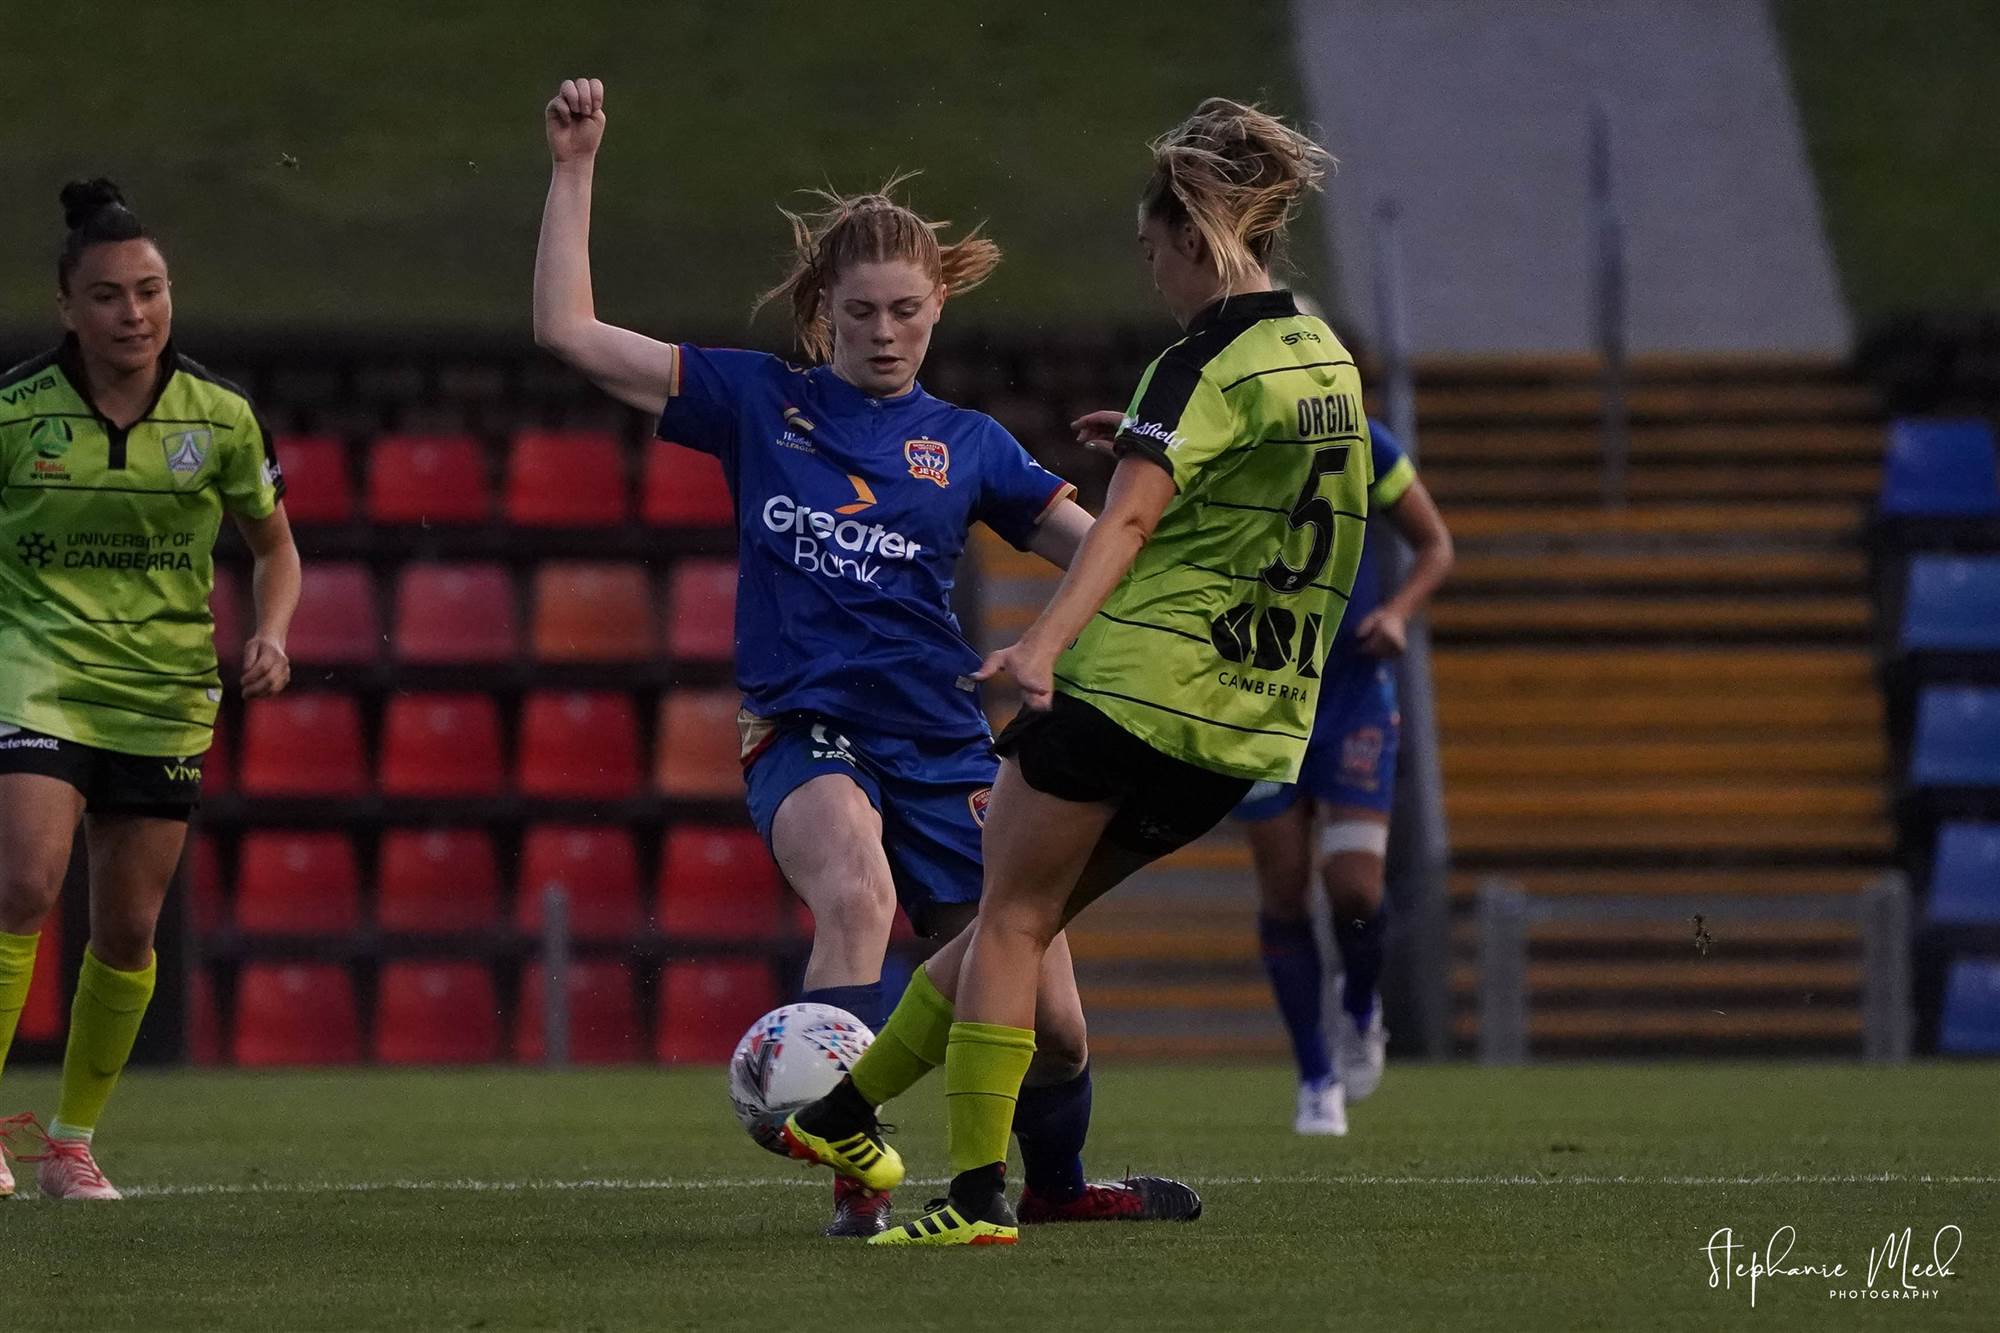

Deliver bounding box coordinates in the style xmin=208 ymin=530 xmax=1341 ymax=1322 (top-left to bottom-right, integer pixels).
xmin=728 ymin=1003 xmax=875 ymax=1155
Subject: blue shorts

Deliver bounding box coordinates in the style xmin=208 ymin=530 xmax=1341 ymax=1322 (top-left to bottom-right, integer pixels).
xmin=1234 ymin=657 xmax=1400 ymax=822
xmin=742 ymin=712 xmax=994 ymax=930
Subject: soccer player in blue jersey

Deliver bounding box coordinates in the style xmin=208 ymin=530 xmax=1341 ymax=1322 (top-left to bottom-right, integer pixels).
xmin=532 ymin=78 xmax=1196 ymax=1236
xmin=1235 ymin=418 xmax=1452 ymax=1136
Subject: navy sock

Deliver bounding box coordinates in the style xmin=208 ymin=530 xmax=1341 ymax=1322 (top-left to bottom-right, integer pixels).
xmin=801 ymin=982 xmax=885 ymax=1032
xmin=1333 ymin=906 xmax=1388 ymax=1025
xmin=1258 ymin=913 xmax=1332 ymax=1085
xmin=1013 ymin=1063 xmax=1091 ymax=1203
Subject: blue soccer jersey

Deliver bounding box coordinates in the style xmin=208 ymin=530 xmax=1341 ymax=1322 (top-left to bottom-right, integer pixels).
xmin=1325 ymin=420 xmax=1419 ymax=666
xmin=657 ymin=346 xmax=1074 ymax=740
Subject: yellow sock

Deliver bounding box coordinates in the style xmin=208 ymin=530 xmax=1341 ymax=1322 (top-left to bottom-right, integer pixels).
xmin=945 ymin=1020 xmax=1036 ymax=1177
xmin=52 ymin=948 xmax=156 ymax=1140
xmin=0 ymin=931 xmax=38 ymax=1094
xmin=849 ymin=966 xmax=955 ymax=1107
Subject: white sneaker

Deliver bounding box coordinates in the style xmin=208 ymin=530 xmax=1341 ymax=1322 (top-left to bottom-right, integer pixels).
xmin=0 ymin=1145 xmax=13 ymax=1199
xmin=39 ymin=1136 xmax=121 ymax=1201
xmin=1336 ymin=1004 xmax=1389 ymax=1102
xmin=0 ymin=1111 xmax=37 ymax=1199
xmin=1294 ymin=1077 xmax=1348 ymax=1136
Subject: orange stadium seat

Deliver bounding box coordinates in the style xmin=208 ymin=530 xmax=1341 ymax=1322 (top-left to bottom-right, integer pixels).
xmin=653 ymin=690 xmax=743 ymax=799
xmin=374 ymin=962 xmax=500 ymax=1065
xmin=232 ymin=963 xmax=362 ymax=1066
xmin=642 ymin=439 xmax=734 ymax=528
xmin=513 ymin=960 xmax=643 ymax=1064
xmin=375 ymin=829 xmax=502 ymax=932
xmin=530 ymin=562 xmax=656 ymax=662
xmin=655 ymin=960 xmax=779 ymax=1064
xmin=664 ymin=559 xmax=736 ymax=661
xmin=18 ymin=922 xmax=63 ymax=1041
xmin=657 ymin=826 xmax=785 ymax=940
xmin=201 ymin=713 xmax=232 ymax=796
xmin=240 ymin=694 xmax=369 ymax=796
xmin=210 ymin=562 xmax=244 ymax=667
xmin=505 ymin=430 xmax=628 ymax=527
xmin=272 ymin=434 xmax=353 ymax=524
xmin=185 ymin=831 xmax=226 ymax=935
xmin=234 ymin=831 xmax=363 ymax=934
xmin=515 ymin=825 xmax=643 ymax=939
xmin=366 ymin=434 xmax=493 ymax=524
xmin=378 ymin=693 xmax=505 ymax=796
xmin=288 ymin=562 xmax=380 ymax=665
xmin=516 ymin=691 xmax=642 ymax=798
xmin=188 ymin=966 xmax=222 ymax=1066
xmin=392 ymin=562 xmax=518 ymax=664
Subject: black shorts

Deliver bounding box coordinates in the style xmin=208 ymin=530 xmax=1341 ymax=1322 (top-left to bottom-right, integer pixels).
xmin=0 ymin=724 xmax=204 ymax=820
xmin=993 ymin=692 xmax=1253 ymax=858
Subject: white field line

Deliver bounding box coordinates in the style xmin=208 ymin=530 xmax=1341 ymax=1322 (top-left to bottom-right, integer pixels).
xmin=113 ymin=1171 xmax=2000 ymax=1200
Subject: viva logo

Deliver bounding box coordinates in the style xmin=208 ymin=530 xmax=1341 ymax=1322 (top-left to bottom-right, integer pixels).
xmin=161 ymin=760 xmax=203 ymax=783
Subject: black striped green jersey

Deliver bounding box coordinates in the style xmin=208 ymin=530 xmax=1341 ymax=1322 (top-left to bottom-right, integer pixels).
xmin=0 ymin=338 xmax=284 ymax=757
xmin=1055 ymin=291 xmax=1370 ymax=782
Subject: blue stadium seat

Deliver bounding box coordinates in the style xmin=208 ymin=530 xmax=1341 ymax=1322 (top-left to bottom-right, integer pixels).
xmin=1928 ymin=822 xmax=2000 ymax=926
xmin=1902 ymin=556 xmax=2000 ymax=652
xmin=1879 ymin=418 xmax=1999 ymax=516
xmin=1938 ymin=956 xmax=2000 ymax=1053
xmin=1910 ymin=686 xmax=2000 ymax=787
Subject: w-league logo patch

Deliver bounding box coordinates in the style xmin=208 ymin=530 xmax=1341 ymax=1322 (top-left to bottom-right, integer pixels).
xmin=904 ymin=438 xmax=951 ymax=487
xmin=163 ymin=429 xmax=211 ymax=478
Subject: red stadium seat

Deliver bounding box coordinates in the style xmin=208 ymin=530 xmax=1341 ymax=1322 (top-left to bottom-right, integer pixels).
xmin=391 ymin=563 xmax=518 ymax=664
xmin=513 ymin=960 xmax=642 ymax=1064
xmin=516 ymin=691 xmax=641 ymax=798
xmin=232 ymin=963 xmax=362 ymax=1066
xmin=366 ymin=434 xmax=493 ymax=525
xmin=376 ymin=829 xmax=502 ymax=931
xmin=530 ymin=562 xmax=655 ymax=662
xmin=515 ymin=825 xmax=643 ymax=939
xmin=188 ymin=965 xmax=222 ymax=1066
xmin=201 ymin=712 xmax=232 ymax=796
xmin=657 ymin=826 xmax=785 ymax=940
xmin=234 ymin=831 xmax=362 ymax=934
xmin=211 ymin=562 xmax=244 ymax=667
xmin=240 ymin=694 xmax=368 ymax=796
xmin=505 ymin=430 xmax=628 ymax=527
xmin=288 ymin=562 xmax=380 ymax=665
xmin=664 ymin=559 xmax=736 ymax=661
xmin=273 ymin=434 xmax=353 ymax=524
xmin=642 ymin=439 xmax=734 ymax=528
xmin=378 ymin=693 xmax=505 ymax=796
xmin=185 ymin=831 xmax=226 ymax=935
xmin=374 ymin=962 xmax=501 ymax=1064
xmin=655 ymin=960 xmax=779 ymax=1064
xmin=654 ymin=690 xmax=744 ymax=799
xmin=19 ymin=920 xmax=62 ymax=1041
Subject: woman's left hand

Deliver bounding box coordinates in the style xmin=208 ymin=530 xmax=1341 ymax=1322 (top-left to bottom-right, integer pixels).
xmin=241 ymin=636 xmax=291 ymax=697
xmin=973 ymin=638 xmax=1059 ymax=711
xmin=1353 ymin=608 xmax=1409 ymax=658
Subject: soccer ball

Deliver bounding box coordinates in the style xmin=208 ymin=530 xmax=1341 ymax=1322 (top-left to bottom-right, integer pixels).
xmin=728 ymin=1003 xmax=875 ymax=1155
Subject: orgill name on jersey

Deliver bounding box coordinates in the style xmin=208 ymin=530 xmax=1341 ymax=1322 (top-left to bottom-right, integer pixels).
xmin=761 ymin=494 xmax=926 ymax=585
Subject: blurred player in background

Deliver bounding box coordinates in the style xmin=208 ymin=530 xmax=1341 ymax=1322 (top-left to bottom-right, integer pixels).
xmin=0 ymin=180 xmax=299 ymax=1200
xmin=787 ymin=98 xmax=1360 ymax=1246
xmin=1237 ymin=417 xmax=1451 ymax=1136
xmin=533 ymin=78 xmax=1195 ymax=1236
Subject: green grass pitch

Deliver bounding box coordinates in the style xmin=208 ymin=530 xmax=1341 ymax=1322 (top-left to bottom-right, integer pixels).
xmin=4 ymin=1063 xmax=1995 ymax=1330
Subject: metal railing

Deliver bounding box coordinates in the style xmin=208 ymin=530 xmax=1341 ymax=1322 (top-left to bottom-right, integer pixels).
xmin=1476 ymin=874 xmax=1914 ymax=1064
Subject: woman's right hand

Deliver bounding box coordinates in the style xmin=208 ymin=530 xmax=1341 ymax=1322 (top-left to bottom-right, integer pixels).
xmin=1071 ymin=409 xmax=1125 ymax=452
xmin=546 ymin=78 xmax=606 ymax=163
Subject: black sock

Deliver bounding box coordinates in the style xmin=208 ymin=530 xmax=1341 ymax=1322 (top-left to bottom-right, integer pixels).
xmin=949 ymin=1162 xmax=1007 ymax=1213
xmin=795 ymin=1076 xmax=873 ymax=1137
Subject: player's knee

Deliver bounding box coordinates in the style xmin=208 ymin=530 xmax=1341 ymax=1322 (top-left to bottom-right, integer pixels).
xmin=87 ymin=919 xmax=158 ymax=972
xmin=0 ymin=861 xmax=64 ymax=934
xmin=1026 ymin=1034 xmax=1088 ymax=1085
xmin=807 ymin=876 xmax=897 ymax=947
xmin=1319 ymin=822 xmax=1387 ymax=917
xmin=1257 ymin=874 xmax=1311 ymax=922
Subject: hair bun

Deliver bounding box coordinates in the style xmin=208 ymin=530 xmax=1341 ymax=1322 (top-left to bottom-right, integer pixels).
xmin=61 ymin=178 xmax=128 ymax=232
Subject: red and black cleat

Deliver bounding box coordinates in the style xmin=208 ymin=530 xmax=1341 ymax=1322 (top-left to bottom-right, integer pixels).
xmin=1017 ymin=1175 xmax=1203 ymax=1225
xmin=824 ymin=1174 xmax=893 ymax=1238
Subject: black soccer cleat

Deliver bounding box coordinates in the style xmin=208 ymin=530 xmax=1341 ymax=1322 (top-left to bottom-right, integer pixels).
xmin=1017 ymin=1175 xmax=1203 ymax=1224
xmin=824 ymin=1176 xmax=893 ymax=1239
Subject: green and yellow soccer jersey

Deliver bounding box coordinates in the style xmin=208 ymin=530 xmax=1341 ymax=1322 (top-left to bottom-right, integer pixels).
xmin=1054 ymin=291 xmax=1370 ymax=782
xmin=0 ymin=338 xmax=284 ymax=757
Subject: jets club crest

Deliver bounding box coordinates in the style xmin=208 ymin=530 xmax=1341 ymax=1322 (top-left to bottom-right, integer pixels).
xmin=904 ymin=438 xmax=951 ymax=488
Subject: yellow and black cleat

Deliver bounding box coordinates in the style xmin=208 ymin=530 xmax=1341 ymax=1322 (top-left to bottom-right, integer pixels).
xmin=869 ymin=1195 xmax=1019 ymax=1247
xmin=781 ymin=1112 xmax=905 ymax=1193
